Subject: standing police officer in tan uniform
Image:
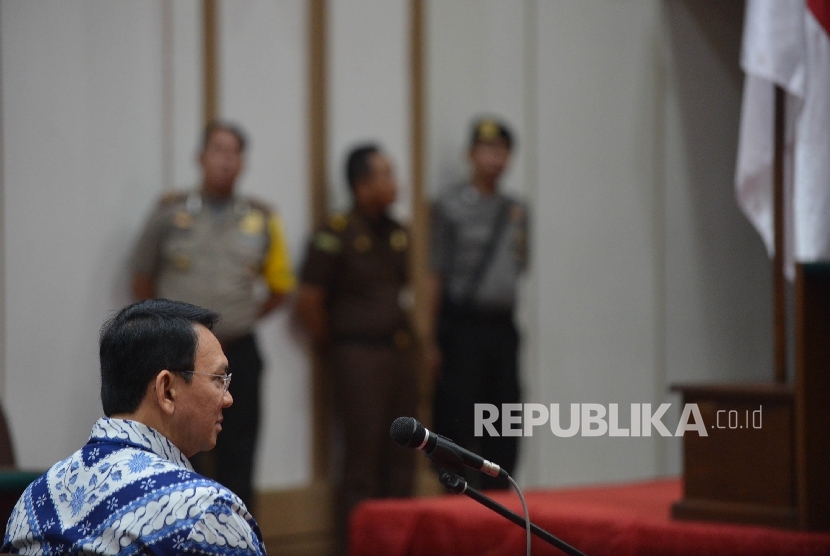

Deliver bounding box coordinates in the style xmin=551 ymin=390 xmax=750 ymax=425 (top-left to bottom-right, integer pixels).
xmin=130 ymin=121 xmax=296 ymax=513
xmin=296 ymin=144 xmax=418 ymax=548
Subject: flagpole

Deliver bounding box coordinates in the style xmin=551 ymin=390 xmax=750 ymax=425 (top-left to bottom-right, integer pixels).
xmin=773 ymin=85 xmax=787 ymax=384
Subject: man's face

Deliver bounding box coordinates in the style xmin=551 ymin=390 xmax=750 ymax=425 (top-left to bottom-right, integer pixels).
xmin=199 ymin=128 xmax=243 ymax=199
xmin=364 ymin=152 xmax=398 ymax=209
xmin=469 ymin=139 xmax=511 ymax=181
xmin=175 ymin=325 xmax=232 ymax=457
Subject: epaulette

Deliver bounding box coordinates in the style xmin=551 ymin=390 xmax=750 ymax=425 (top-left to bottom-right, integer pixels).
xmin=328 ymin=213 xmax=349 ymax=233
xmin=157 ymin=191 xmax=189 ymax=207
xmin=313 ymin=230 xmax=342 ymax=254
xmin=246 ymin=196 xmax=274 ymax=216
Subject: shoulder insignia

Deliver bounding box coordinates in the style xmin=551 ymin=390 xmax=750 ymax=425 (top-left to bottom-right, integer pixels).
xmin=390 ymin=229 xmax=408 ymax=252
xmin=329 ymin=213 xmax=349 ymax=232
xmin=313 ymin=231 xmax=342 ymax=254
xmin=158 ymin=191 xmax=189 ymax=207
xmin=246 ymin=197 xmax=274 ymax=216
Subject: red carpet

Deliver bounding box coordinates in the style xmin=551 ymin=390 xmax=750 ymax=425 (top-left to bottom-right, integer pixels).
xmin=349 ymin=478 xmax=830 ymax=556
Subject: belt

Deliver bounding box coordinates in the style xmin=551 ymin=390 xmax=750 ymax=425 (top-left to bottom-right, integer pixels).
xmin=332 ymin=330 xmax=413 ymax=350
xmin=441 ymin=301 xmax=513 ymax=320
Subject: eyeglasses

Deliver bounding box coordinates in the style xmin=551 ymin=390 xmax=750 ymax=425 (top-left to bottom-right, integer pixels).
xmin=181 ymin=371 xmax=232 ymax=394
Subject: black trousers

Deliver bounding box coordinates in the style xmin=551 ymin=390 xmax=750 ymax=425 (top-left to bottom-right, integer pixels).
xmin=432 ymin=304 xmax=520 ymax=490
xmin=192 ymin=333 xmax=262 ymax=512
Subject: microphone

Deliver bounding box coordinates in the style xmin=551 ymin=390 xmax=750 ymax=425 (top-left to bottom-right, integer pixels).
xmin=390 ymin=416 xmax=506 ymax=478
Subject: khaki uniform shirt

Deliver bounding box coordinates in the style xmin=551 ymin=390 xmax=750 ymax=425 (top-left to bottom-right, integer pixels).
xmin=300 ymin=210 xmax=413 ymax=348
xmin=131 ymin=191 xmax=296 ymax=342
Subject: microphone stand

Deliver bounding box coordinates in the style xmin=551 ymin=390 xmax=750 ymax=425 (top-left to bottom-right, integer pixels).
xmin=437 ymin=470 xmax=587 ymax=556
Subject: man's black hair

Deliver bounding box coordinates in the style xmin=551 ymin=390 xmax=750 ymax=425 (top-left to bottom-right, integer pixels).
xmin=345 ymin=143 xmax=381 ymax=192
xmin=202 ymin=120 xmax=248 ymax=153
xmin=99 ymin=299 xmax=219 ymax=416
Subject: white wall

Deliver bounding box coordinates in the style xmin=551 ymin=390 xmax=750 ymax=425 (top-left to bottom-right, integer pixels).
xmin=328 ymin=0 xmax=412 ymax=219
xmin=1 ymin=1 xmax=167 ymax=466
xmin=426 ymin=0 xmax=527 ymax=198
xmin=529 ymin=0 xmax=666 ymax=486
xmin=663 ymin=0 xmax=771 ymax=387
xmin=169 ymin=0 xmax=204 ymax=190
xmin=217 ymin=0 xmax=312 ymax=489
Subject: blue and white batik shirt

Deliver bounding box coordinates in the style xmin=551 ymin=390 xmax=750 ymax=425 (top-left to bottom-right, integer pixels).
xmin=2 ymin=417 xmax=266 ymax=555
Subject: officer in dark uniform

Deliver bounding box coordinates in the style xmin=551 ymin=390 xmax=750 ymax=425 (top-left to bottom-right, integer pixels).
xmin=429 ymin=117 xmax=528 ymax=491
xmin=296 ymin=143 xmax=418 ymax=547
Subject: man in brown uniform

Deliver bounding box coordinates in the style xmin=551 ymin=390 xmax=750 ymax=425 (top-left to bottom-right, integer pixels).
xmin=296 ymin=143 xmax=418 ymax=546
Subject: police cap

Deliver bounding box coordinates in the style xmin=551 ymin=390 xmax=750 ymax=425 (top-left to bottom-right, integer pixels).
xmin=469 ymin=117 xmax=514 ymax=150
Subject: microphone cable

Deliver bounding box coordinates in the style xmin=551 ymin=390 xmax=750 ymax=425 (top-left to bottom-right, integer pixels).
xmin=508 ymin=475 xmax=531 ymax=556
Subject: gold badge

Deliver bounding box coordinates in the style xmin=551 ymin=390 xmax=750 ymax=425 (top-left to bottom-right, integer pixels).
xmin=477 ymin=119 xmax=500 ymax=141
xmin=394 ymin=330 xmax=412 ymax=350
xmin=390 ymin=229 xmax=408 ymax=251
xmin=172 ymin=253 xmax=191 ymax=271
xmin=239 ymin=211 xmax=266 ymax=235
xmin=173 ymin=211 xmax=193 ymax=229
xmin=354 ymin=235 xmax=372 ymax=252
xmin=314 ymin=232 xmax=342 ymax=254
xmin=329 ymin=213 xmax=349 ymax=232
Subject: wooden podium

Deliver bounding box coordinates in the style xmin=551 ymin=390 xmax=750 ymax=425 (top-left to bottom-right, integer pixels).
xmin=792 ymin=262 xmax=830 ymax=530
xmin=672 ymin=263 xmax=830 ymax=531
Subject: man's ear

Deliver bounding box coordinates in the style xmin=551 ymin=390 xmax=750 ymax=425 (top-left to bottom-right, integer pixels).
xmin=154 ymin=370 xmax=177 ymax=415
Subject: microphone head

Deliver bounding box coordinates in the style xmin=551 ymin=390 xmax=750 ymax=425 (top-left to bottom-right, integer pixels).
xmin=390 ymin=416 xmax=425 ymax=448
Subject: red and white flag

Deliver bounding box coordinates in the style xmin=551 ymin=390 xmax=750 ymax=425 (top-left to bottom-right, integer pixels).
xmin=735 ymin=0 xmax=830 ymax=276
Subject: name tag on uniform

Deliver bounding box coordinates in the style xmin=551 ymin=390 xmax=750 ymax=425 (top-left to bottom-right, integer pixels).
xmin=390 ymin=229 xmax=408 ymax=251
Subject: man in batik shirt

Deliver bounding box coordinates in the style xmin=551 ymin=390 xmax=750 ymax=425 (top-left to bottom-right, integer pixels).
xmin=2 ymin=299 xmax=266 ymax=555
